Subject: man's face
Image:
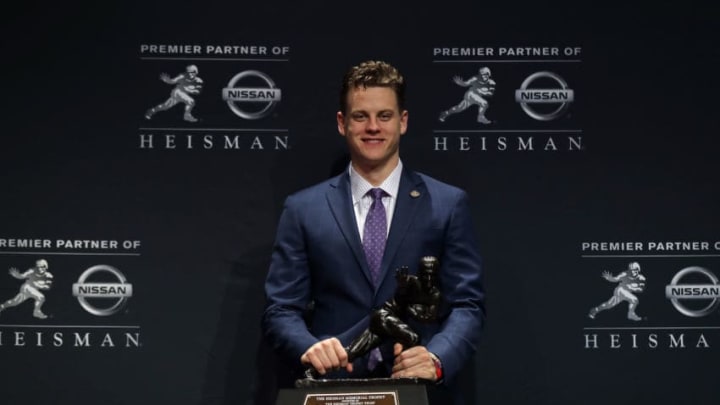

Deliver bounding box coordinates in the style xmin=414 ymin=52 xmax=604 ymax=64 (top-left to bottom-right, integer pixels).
xmin=337 ymin=86 xmax=407 ymax=171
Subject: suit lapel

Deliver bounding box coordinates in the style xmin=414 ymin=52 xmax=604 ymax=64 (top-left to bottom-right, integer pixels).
xmin=379 ymin=169 xmax=425 ymax=286
xmin=326 ymin=173 xmax=374 ymax=286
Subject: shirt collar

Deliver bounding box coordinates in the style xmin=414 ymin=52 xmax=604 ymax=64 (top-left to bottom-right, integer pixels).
xmin=349 ymin=160 xmax=403 ymax=203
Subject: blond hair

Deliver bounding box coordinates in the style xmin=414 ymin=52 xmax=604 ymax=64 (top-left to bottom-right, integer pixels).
xmin=339 ymin=60 xmax=406 ymax=113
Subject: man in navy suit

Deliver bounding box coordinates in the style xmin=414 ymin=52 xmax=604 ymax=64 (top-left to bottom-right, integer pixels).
xmin=262 ymin=60 xmax=485 ymax=400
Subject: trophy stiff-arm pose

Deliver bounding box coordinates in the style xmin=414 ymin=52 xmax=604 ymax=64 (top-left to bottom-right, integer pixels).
xmin=0 ymin=259 xmax=53 ymax=319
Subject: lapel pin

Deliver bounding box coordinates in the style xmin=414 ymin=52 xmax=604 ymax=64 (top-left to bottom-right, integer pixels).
xmin=410 ymin=190 xmax=421 ymax=198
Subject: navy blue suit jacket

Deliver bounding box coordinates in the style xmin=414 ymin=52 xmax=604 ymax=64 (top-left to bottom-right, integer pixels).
xmin=262 ymin=167 xmax=485 ymax=383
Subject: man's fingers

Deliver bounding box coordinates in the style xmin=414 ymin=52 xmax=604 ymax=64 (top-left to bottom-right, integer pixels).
xmin=327 ymin=337 xmax=350 ymax=367
xmin=391 ymin=346 xmax=435 ymax=380
xmin=392 ymin=346 xmax=425 ymax=371
xmin=304 ymin=349 xmax=329 ymax=375
xmin=302 ymin=338 xmax=349 ymax=375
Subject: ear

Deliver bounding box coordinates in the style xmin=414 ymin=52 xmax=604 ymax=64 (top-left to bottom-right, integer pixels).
xmin=337 ymin=111 xmax=346 ymax=136
xmin=400 ymin=110 xmax=409 ymax=135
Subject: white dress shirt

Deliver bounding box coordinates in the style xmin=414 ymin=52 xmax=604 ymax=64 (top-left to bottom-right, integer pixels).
xmin=349 ymin=160 xmax=403 ymax=242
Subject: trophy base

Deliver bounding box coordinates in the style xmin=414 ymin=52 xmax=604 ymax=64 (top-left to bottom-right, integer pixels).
xmin=295 ymin=376 xmax=430 ymax=388
xmin=278 ymin=378 xmax=432 ymax=405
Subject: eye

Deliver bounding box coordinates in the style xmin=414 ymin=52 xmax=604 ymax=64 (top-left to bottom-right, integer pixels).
xmin=351 ymin=113 xmax=367 ymax=122
xmin=378 ymin=112 xmax=393 ymax=121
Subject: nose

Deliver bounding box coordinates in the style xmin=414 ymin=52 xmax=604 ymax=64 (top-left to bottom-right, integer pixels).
xmin=365 ymin=117 xmax=381 ymax=133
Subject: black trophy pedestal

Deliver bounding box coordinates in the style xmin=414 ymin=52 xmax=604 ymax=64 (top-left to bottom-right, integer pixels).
xmin=276 ymin=377 xmax=431 ymax=405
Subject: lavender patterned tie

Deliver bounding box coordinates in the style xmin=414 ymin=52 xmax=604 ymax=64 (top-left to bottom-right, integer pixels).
xmin=362 ymin=188 xmax=387 ymax=371
xmin=363 ymin=188 xmax=387 ymax=286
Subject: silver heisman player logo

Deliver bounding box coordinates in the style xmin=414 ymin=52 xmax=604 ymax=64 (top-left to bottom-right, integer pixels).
xmin=588 ymin=262 xmax=646 ymax=321
xmin=0 ymin=259 xmax=54 ymax=319
xmin=439 ymin=67 xmax=495 ymax=124
xmin=145 ymin=65 xmax=204 ymax=122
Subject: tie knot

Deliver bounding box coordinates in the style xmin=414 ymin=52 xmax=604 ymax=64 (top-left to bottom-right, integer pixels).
xmin=368 ymin=188 xmax=385 ymax=201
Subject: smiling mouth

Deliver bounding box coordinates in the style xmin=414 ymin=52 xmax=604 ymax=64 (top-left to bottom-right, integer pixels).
xmin=362 ymin=138 xmax=385 ymax=143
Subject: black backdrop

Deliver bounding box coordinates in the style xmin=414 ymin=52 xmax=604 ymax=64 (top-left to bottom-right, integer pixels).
xmin=1 ymin=3 xmax=719 ymax=405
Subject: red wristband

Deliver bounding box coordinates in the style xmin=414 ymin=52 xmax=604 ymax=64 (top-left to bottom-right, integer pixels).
xmin=430 ymin=353 xmax=443 ymax=381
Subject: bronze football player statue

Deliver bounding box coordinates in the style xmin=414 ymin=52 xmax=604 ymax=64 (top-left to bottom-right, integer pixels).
xmin=302 ymin=256 xmax=441 ymax=381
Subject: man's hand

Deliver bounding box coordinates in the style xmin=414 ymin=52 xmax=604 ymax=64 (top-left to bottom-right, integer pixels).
xmin=392 ymin=343 xmax=436 ymax=381
xmin=300 ymin=337 xmax=352 ymax=375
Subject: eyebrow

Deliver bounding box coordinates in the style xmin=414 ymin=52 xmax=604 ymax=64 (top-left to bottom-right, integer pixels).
xmin=351 ymin=109 xmax=396 ymax=115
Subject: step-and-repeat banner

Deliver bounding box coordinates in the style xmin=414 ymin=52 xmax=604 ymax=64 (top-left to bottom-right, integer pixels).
xmin=2 ymin=4 xmax=718 ymax=405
